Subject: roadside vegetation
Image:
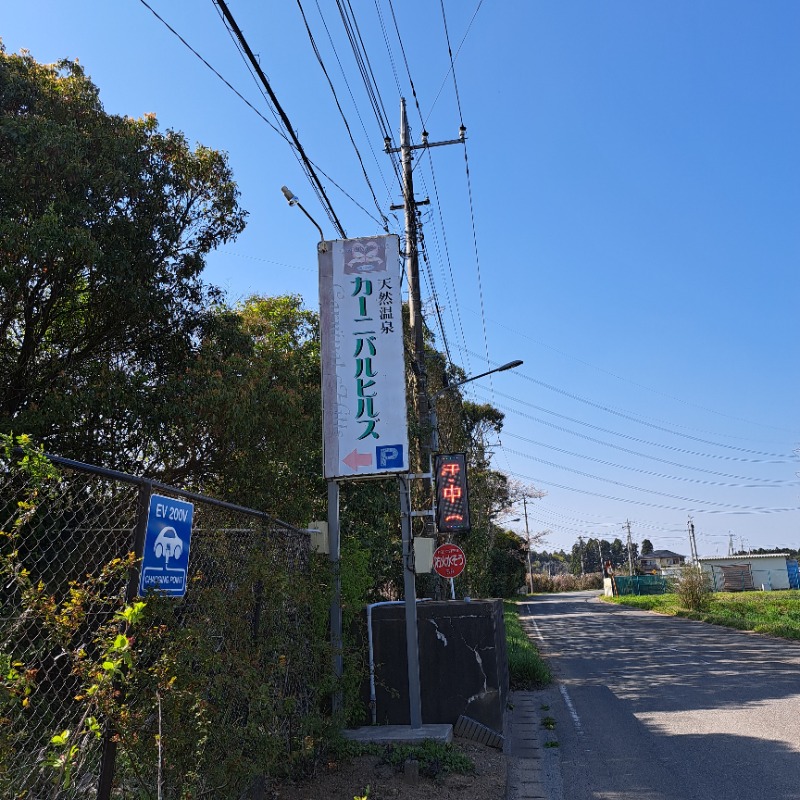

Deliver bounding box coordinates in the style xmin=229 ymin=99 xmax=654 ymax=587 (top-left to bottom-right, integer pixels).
xmin=1 ymin=47 xmax=544 ymax=797
xmin=604 ymin=590 xmax=800 ymax=640
xmin=504 ymin=601 xmax=551 ymax=688
xmin=529 ymin=572 xmax=604 ymax=593
xmin=337 ymin=738 xmax=475 ymax=779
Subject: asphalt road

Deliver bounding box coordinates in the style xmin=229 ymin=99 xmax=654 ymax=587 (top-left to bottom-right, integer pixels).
xmin=521 ymin=591 xmax=800 ymax=800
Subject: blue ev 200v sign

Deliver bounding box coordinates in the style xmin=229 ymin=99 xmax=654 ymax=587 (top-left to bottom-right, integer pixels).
xmin=138 ymin=494 xmax=194 ymax=598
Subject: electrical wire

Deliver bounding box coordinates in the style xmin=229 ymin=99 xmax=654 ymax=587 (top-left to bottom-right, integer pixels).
xmin=295 ymin=0 xmax=389 ymax=231
xmin=502 ymin=430 xmax=798 ymax=490
xmin=439 ymin=0 xmax=493 ymax=417
xmin=502 ymin=467 xmax=798 ymax=516
xmin=488 ymin=315 xmax=800 ymax=439
xmin=503 ymin=447 xmax=799 ymax=513
xmin=463 ymin=351 xmax=796 ymax=459
xmin=312 ymin=0 xmax=397 ymax=202
xmin=137 ymin=0 xmax=378 ymax=228
xmin=473 ymin=390 xmax=796 ymax=480
xmin=425 ymin=0 xmax=484 ymax=126
xmin=214 ymin=0 xmax=347 ymax=238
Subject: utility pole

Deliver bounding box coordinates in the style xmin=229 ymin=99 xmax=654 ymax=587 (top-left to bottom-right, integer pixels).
xmin=687 ymin=516 xmax=699 ymax=565
xmin=399 ymin=97 xmax=428 ymax=459
xmin=522 ymin=495 xmax=533 ymax=594
xmin=626 ymin=520 xmax=634 ymax=576
xmin=597 ymin=539 xmax=604 ymax=576
xmin=728 ymin=532 xmax=735 ymax=557
xmin=385 ymin=100 xmax=465 ymax=487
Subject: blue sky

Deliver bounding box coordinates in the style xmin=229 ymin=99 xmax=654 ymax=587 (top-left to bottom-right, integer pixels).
xmin=4 ymin=1 xmax=799 ymax=556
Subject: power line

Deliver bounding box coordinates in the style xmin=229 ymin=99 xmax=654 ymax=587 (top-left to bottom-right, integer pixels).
xmin=503 ymin=447 xmax=798 ymax=514
xmin=312 ymin=0 xmax=397 ymax=203
xmin=438 ymin=0 xmax=493 ymax=422
xmin=136 ymin=0 xmax=287 ymax=140
xmin=214 ymin=0 xmax=346 ymax=238
xmin=476 ymin=390 xmax=796 ymax=481
xmin=482 ymin=387 xmax=793 ymax=465
xmin=502 ymin=467 xmax=798 ymax=516
xmin=295 ymin=0 xmax=388 ymax=230
xmin=503 ymin=431 xmax=798 ymax=490
xmin=464 ymin=351 xmax=796 ymax=459
xmin=424 ymin=0 xmax=484 ymax=125
xmin=137 ymin=0 xmax=375 ymax=227
xmin=488 ymin=315 xmax=800 ymax=438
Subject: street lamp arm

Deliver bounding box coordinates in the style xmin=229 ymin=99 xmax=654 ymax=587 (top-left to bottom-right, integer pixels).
xmin=432 ymin=359 xmax=523 ymax=403
xmin=281 ymin=185 xmax=325 ymax=243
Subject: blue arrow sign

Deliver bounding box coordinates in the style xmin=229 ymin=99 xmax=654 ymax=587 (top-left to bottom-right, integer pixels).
xmin=138 ymin=494 xmax=194 ymax=598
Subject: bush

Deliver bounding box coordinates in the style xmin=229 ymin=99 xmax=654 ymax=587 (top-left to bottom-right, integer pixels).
xmin=529 ymin=572 xmax=604 ymax=593
xmin=530 ymin=573 xmax=555 ymax=593
xmin=671 ymin=565 xmax=713 ymax=612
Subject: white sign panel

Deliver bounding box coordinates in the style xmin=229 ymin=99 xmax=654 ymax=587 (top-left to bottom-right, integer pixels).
xmin=319 ymin=235 xmax=409 ymax=479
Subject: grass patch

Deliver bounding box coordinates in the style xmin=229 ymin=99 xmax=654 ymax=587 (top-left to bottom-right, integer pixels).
xmin=601 ymin=590 xmax=800 ymax=639
xmin=504 ymin=600 xmax=551 ymax=688
xmin=339 ymin=740 xmax=474 ymax=779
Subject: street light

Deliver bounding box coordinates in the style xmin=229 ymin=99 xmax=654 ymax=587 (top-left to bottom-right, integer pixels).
xmin=281 ymin=186 xmax=326 ymax=247
xmin=430 ymin=360 xmax=523 ymax=452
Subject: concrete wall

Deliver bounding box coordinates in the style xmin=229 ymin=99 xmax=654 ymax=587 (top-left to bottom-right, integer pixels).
xmin=363 ymin=599 xmax=508 ymax=734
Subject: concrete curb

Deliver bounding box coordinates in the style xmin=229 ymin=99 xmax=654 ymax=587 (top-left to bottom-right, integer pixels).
xmin=504 ymin=691 xmax=547 ymax=800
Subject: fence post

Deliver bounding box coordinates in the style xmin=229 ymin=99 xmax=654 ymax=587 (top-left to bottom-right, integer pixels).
xmin=97 ymin=479 xmax=151 ymax=800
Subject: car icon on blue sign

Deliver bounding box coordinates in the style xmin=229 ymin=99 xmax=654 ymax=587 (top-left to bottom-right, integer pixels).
xmin=154 ymin=527 xmax=183 ymax=561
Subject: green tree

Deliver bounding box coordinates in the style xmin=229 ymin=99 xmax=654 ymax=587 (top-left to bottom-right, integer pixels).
xmin=0 ymin=48 xmax=246 ymax=468
xmin=163 ymin=295 xmax=324 ymax=522
xmin=570 ymin=537 xmax=586 ymax=576
xmin=486 ymin=528 xmax=527 ymax=597
xmin=610 ymin=537 xmax=626 ymax=570
xmin=641 ymin=539 xmax=654 ymax=555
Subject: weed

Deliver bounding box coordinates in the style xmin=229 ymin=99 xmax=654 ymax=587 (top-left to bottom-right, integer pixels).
xmin=541 ymin=716 xmax=556 ymax=730
xmin=503 ymin=602 xmax=551 ymax=688
xmin=346 ymin=740 xmax=474 ymax=780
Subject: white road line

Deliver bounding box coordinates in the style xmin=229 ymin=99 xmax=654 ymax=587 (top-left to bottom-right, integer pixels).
xmin=559 ymin=685 xmax=584 ymax=735
xmin=530 ymin=615 xmax=546 ymax=643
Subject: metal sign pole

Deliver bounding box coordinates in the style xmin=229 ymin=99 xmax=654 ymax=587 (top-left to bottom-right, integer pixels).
xmin=399 ymin=475 xmax=423 ymax=729
xmin=328 ymin=479 xmax=343 ymax=711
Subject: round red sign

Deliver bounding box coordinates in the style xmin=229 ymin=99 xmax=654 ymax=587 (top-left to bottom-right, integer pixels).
xmin=432 ymin=543 xmax=466 ymax=579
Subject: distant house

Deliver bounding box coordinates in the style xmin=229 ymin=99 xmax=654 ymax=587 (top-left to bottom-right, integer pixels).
xmin=637 ymin=550 xmax=686 ymax=574
xmin=698 ymin=554 xmax=797 ymax=591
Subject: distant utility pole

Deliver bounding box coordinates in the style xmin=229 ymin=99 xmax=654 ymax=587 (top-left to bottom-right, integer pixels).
xmin=597 ymin=539 xmax=604 ymax=576
xmin=626 ymin=520 xmax=634 ymax=576
xmin=385 ymin=100 xmax=465 ymax=484
xmin=522 ymin=495 xmax=533 ymax=593
xmin=687 ymin=517 xmax=699 ymax=565
xmin=728 ymin=532 xmax=735 ymax=557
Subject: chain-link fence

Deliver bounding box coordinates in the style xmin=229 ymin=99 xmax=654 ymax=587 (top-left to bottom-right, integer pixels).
xmin=1 ymin=450 xmax=322 ymax=799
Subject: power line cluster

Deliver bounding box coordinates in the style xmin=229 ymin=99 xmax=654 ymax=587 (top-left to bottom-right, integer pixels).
xmin=134 ymin=1 xmax=798 ymax=548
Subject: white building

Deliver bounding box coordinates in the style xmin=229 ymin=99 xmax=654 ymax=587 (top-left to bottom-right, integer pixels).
xmin=697 ymin=553 xmax=795 ymax=592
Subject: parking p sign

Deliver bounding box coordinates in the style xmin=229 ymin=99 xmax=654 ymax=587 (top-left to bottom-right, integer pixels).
xmin=138 ymin=494 xmax=194 ymax=598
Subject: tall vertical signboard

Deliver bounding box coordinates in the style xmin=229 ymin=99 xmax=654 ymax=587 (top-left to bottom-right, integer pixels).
xmin=319 ymin=235 xmax=409 ymax=479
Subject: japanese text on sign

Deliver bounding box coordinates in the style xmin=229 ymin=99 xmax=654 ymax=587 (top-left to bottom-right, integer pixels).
xmin=434 ymin=452 xmax=471 ymax=533
xmin=433 ymin=543 xmax=467 ymax=579
xmin=319 ymin=235 xmax=409 ymax=479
